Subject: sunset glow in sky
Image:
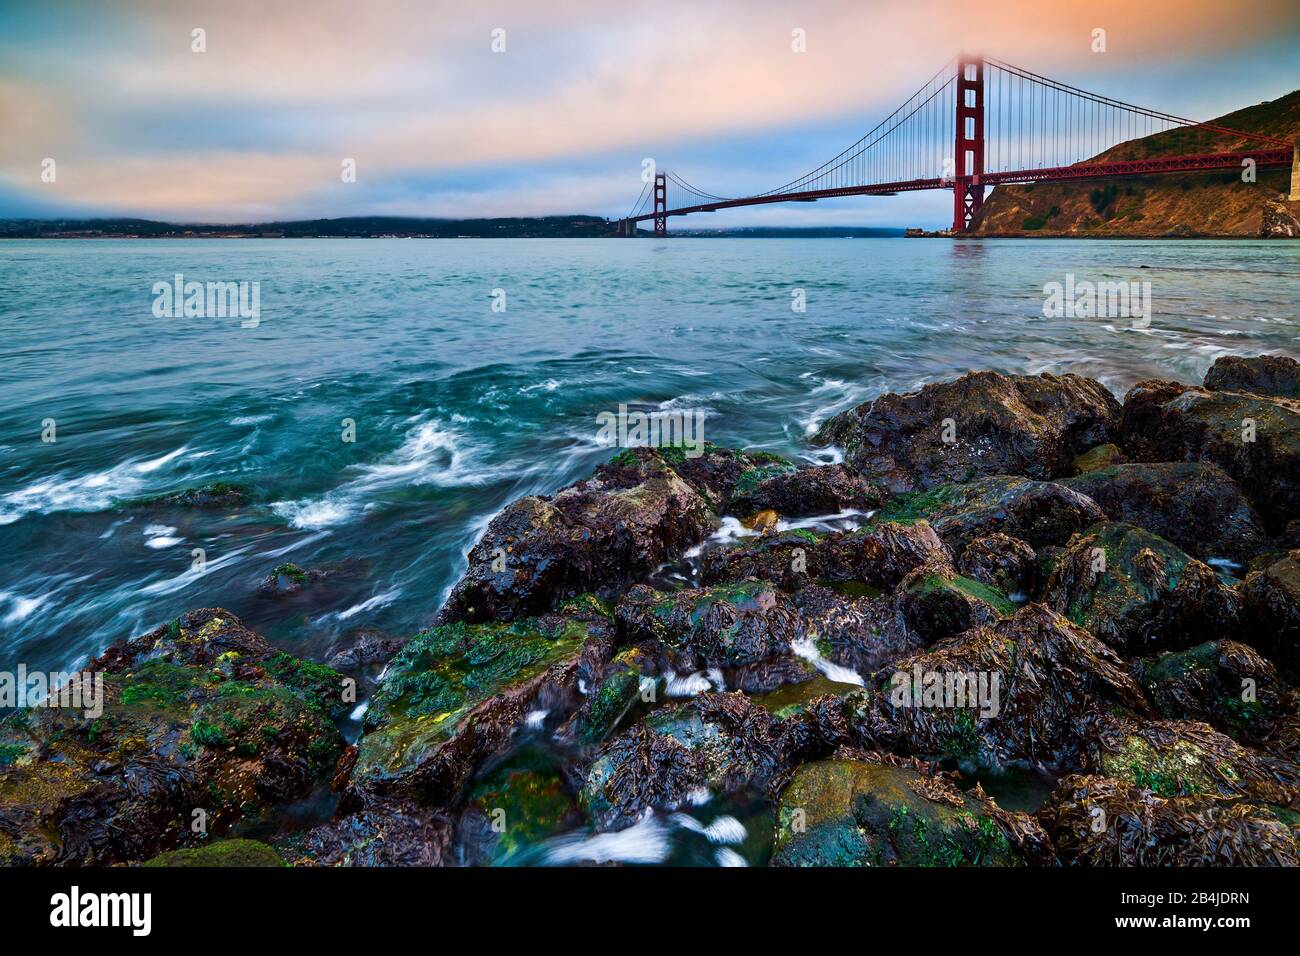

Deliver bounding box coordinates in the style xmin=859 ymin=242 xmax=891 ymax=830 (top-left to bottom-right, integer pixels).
xmin=3 ymin=0 xmax=1299 ymax=227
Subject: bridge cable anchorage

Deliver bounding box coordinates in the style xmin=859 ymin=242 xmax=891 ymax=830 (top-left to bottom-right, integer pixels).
xmin=629 ymin=54 xmax=1294 ymax=234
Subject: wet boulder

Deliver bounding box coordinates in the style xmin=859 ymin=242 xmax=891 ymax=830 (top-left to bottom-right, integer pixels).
xmin=834 ymin=604 xmax=1152 ymax=770
xmin=956 ymin=533 xmax=1038 ymax=598
xmin=437 ymin=455 xmax=714 ymax=623
xmin=1204 ymin=354 xmax=1300 ymax=399
xmin=1119 ymin=379 xmax=1300 ymax=533
xmin=580 ymin=692 xmax=782 ymax=831
xmin=1039 ymin=775 xmax=1300 ymax=866
xmin=1242 ymin=550 xmax=1300 ymax=670
xmin=1133 ymin=641 xmax=1281 ymax=743
xmin=771 ymin=758 xmax=1045 ymax=866
xmin=877 ymin=476 xmax=1105 ymax=554
xmin=814 ymin=371 xmax=1120 ymax=493
xmin=700 ymin=528 xmax=833 ymax=591
xmin=598 ymin=444 xmax=796 ymax=515
xmin=727 ymin=463 xmax=885 ymax=518
xmin=0 ymin=609 xmax=347 ymax=866
xmin=615 ymin=580 xmax=800 ymax=672
xmin=700 ymin=520 xmax=950 ymax=593
xmin=1061 ymin=462 xmax=1267 ymax=562
xmin=1044 ymin=522 xmax=1241 ymax=654
xmin=346 ymin=607 xmax=600 ymax=806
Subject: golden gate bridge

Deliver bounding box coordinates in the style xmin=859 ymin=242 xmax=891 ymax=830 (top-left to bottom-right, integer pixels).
xmin=617 ymin=55 xmax=1299 ymax=236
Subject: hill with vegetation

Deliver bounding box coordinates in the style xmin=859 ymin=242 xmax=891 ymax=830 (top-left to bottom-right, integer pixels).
xmin=971 ymin=89 xmax=1300 ymax=237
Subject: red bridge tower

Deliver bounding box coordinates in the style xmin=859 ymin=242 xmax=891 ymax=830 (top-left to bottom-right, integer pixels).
xmin=953 ymin=55 xmax=985 ymax=233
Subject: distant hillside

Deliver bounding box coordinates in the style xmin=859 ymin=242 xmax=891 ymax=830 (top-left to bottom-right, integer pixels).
xmin=971 ymin=89 xmax=1300 ymax=237
xmin=0 ymin=215 xmax=618 ymax=239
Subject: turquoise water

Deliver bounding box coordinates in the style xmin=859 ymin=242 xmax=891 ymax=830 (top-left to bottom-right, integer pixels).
xmin=1 ymin=237 xmax=1297 ymax=677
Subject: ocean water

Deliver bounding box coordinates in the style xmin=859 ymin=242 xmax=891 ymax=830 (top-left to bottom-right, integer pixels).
xmin=1 ymin=236 xmax=1297 ymax=683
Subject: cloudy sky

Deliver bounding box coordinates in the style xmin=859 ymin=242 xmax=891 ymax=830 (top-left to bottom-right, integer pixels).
xmin=2 ymin=0 xmax=1298 ymax=227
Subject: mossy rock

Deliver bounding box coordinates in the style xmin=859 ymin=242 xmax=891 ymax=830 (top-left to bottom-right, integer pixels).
xmin=351 ymin=615 xmax=586 ymax=800
xmin=772 ymin=760 xmax=1023 ymax=866
xmin=0 ymin=609 xmax=346 ymax=866
xmin=142 ymin=839 xmax=283 ymax=867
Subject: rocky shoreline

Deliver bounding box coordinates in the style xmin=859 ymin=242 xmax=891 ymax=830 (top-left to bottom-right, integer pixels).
xmin=4 ymin=354 xmax=1300 ymax=867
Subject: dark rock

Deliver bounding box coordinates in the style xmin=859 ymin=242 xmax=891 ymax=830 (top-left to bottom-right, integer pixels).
xmin=957 ymin=533 xmax=1038 ymax=597
xmin=1061 ymin=462 xmax=1267 ymax=561
xmin=598 ymin=444 xmax=795 ymax=514
xmin=1038 ymin=774 xmax=1300 ymax=865
xmin=878 ymin=475 xmax=1105 ymax=554
xmin=898 ymin=560 xmax=1011 ymax=643
xmin=700 ymin=528 xmax=834 ymax=591
xmin=580 ymin=692 xmax=782 ymax=830
xmin=257 ymin=562 xmax=326 ymax=597
xmin=1120 ymin=379 xmax=1300 ymax=533
xmin=1044 ymin=522 xmax=1241 ymax=654
xmin=324 ymin=629 xmax=408 ymax=672
xmin=771 ymin=758 xmax=1046 ymax=866
xmin=728 ymin=463 xmax=885 ymax=517
xmin=814 ymin=371 xmax=1120 ymax=493
xmin=139 ymin=482 xmax=251 ymax=508
xmin=829 ymin=604 xmax=1152 ymax=769
xmin=1133 ymin=640 xmax=1282 ymax=743
xmin=1242 ymin=550 xmax=1300 ymax=670
xmin=790 ymin=584 xmax=922 ymax=675
xmin=849 ymin=520 xmax=954 ymax=589
xmin=0 ymin=609 xmax=347 ymax=866
xmin=437 ymin=455 xmax=715 ymax=623
xmin=1205 ymin=354 xmax=1300 ymax=399
xmin=615 ymin=580 xmax=799 ymax=671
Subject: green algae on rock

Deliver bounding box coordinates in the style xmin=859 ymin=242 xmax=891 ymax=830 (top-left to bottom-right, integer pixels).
xmin=0 ymin=609 xmax=346 ymax=866
xmin=348 ymin=613 xmax=591 ymax=803
xmin=142 ymin=838 xmax=283 ymax=867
